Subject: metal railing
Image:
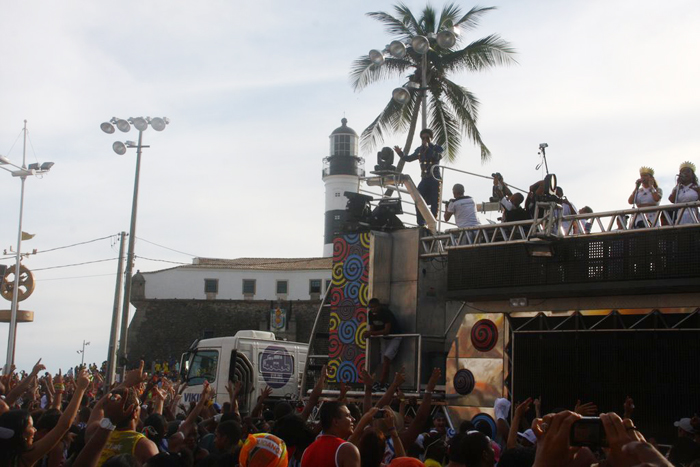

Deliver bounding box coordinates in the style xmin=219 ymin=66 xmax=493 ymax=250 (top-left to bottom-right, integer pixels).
xmin=420 ymin=201 xmax=700 ymax=258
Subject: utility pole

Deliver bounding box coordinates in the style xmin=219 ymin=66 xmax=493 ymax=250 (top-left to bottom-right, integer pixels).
xmin=106 ymin=232 xmax=126 ymax=386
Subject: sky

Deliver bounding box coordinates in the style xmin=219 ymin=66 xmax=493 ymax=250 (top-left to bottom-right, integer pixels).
xmin=1 ymin=0 xmax=699 ymax=373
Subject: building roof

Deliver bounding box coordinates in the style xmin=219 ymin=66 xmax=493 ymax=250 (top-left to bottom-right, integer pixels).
xmin=189 ymin=257 xmax=332 ymax=271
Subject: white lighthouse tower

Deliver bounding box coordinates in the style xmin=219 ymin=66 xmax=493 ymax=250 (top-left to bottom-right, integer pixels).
xmin=322 ymin=118 xmax=365 ymax=257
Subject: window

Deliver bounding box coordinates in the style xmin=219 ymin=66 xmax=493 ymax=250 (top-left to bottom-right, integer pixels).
xmin=309 ymin=279 xmax=322 ymax=295
xmin=204 ymin=279 xmax=218 ymax=294
xmin=243 ymin=279 xmax=256 ymax=295
xmin=335 ymin=192 xmax=341 ymax=197
xmin=333 ymin=134 xmax=357 ymax=157
xmin=325 ymin=279 xmax=332 ymax=291
xmin=186 ymin=349 xmax=218 ymax=385
xmin=276 ymin=280 xmax=288 ymax=295
xmin=334 ymin=215 xmax=341 ymax=221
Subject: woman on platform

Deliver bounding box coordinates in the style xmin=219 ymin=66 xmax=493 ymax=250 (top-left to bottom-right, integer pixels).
xmin=669 ymin=161 xmax=700 ymax=224
xmin=628 ymin=166 xmax=662 ymax=228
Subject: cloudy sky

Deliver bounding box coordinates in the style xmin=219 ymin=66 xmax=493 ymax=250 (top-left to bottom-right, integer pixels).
xmin=1 ymin=0 xmax=699 ymax=372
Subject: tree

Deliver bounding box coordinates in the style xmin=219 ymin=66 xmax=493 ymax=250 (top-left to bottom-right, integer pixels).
xmin=351 ymin=3 xmax=516 ymax=163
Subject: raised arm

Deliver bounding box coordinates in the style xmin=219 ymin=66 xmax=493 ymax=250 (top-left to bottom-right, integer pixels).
xmin=375 ymin=368 xmax=405 ymax=409
xmin=251 ymin=385 xmax=272 ymax=418
xmin=400 ymin=368 xmax=440 ymax=449
xmin=507 ymin=398 xmax=532 ymax=450
xmin=23 ymin=369 xmax=89 ymax=466
xmin=5 ymin=359 xmax=45 ymax=406
xmin=300 ymin=365 xmax=327 ymax=422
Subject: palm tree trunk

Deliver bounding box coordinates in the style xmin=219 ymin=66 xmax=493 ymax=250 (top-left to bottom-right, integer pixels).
xmin=384 ymin=93 xmax=423 ymax=196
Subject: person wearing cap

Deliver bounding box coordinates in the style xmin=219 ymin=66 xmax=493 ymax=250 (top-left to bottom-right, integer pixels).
xmin=516 ymin=429 xmax=536 ymax=448
xmin=445 ymin=184 xmax=480 ymax=230
xmin=628 ymin=166 xmax=663 ymax=228
xmin=490 ymin=173 xmax=512 ymax=202
xmin=394 ymin=128 xmax=443 ymax=226
xmin=500 ymin=193 xmax=529 ymax=223
xmin=669 ymin=161 xmax=700 ymax=224
xmin=675 ymin=418 xmax=697 ymax=438
xmin=239 ymin=433 xmax=288 ymax=467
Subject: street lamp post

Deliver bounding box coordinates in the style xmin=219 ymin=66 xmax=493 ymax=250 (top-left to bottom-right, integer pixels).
xmin=1 ymin=120 xmax=54 ymax=373
xmin=77 ymin=340 xmax=90 ymax=366
xmin=100 ymin=117 xmax=169 ymax=380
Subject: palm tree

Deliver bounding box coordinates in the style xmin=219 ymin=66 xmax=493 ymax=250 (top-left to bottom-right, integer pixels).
xmin=351 ymin=3 xmax=516 ymax=163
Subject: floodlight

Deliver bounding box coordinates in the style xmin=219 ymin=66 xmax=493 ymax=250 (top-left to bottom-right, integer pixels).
xmin=150 ymin=117 xmax=168 ymax=131
xmin=112 ymin=141 xmax=127 ymax=155
xmin=437 ymin=30 xmax=457 ymax=49
xmin=125 ymin=141 xmax=137 ymax=146
xmin=368 ymin=49 xmax=385 ymax=66
xmin=28 ymin=163 xmax=40 ymax=171
xmin=544 ymin=173 xmax=558 ymax=196
xmin=100 ymin=122 xmax=116 ymax=134
xmin=115 ymin=119 xmax=131 ymax=132
xmin=411 ymin=35 xmax=430 ymax=55
xmin=1 ymin=155 xmax=11 ymax=164
xmin=40 ymin=162 xmax=54 ymax=171
xmin=392 ymin=87 xmax=411 ymax=105
xmin=130 ymin=117 xmax=148 ymax=131
xmin=388 ymin=40 xmax=406 ymax=58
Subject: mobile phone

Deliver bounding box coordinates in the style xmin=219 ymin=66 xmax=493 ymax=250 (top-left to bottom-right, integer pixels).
xmin=570 ymin=417 xmax=608 ymax=448
xmin=373 ymin=409 xmax=386 ymax=419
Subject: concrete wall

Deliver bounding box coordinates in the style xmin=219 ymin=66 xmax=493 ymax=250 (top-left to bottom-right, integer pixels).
xmin=139 ymin=268 xmax=331 ymax=301
xmin=126 ymin=299 xmax=321 ymax=368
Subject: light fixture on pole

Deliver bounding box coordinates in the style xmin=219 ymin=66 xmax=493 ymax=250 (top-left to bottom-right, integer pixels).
xmin=100 ymin=116 xmax=169 ymax=382
xmin=1 ymin=120 xmax=54 ymax=373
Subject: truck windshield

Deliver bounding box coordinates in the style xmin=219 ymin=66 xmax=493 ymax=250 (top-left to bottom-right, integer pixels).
xmin=186 ymin=349 xmax=218 ymax=385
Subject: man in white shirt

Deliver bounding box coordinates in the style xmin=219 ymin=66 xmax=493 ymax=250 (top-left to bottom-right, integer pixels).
xmin=445 ymin=184 xmax=479 ymax=228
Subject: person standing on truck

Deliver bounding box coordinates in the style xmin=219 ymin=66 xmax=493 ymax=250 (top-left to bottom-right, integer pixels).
xmin=300 ymin=401 xmax=360 ymax=467
xmin=367 ymin=298 xmax=401 ymax=392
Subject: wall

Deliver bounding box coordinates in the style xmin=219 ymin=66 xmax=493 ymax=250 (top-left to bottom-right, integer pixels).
xmin=126 ymin=298 xmax=321 ymax=368
xmin=139 ymin=268 xmax=331 ymax=301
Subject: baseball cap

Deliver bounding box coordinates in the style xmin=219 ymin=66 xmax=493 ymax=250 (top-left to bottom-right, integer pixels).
xmin=517 ymin=429 xmax=537 ymax=445
xmin=674 ymin=418 xmax=696 ymax=433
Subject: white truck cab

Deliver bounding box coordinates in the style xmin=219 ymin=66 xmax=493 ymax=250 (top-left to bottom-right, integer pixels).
xmin=179 ymin=330 xmax=308 ymax=415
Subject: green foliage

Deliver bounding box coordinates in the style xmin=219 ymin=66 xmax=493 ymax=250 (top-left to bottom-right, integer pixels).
xmin=350 ymin=3 xmax=516 ymax=162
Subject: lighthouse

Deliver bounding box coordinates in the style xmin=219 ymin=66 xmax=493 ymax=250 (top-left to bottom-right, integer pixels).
xmin=322 ymin=118 xmax=365 ymax=257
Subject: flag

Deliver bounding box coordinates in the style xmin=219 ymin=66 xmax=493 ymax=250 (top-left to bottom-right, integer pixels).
xmin=21 ymin=232 xmax=35 ymax=241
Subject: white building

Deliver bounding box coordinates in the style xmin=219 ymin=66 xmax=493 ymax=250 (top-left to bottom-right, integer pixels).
xmin=135 ymin=257 xmax=332 ymax=301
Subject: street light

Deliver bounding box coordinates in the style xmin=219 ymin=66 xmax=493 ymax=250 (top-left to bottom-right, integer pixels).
xmin=77 ymin=340 xmax=90 ymax=366
xmin=100 ymin=116 xmax=169 ymax=386
xmin=1 ymin=120 xmax=54 ymax=373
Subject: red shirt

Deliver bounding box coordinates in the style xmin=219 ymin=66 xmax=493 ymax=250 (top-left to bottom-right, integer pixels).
xmin=300 ymin=434 xmax=348 ymax=467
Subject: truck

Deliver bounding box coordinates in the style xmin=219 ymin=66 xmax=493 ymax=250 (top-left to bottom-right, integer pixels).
xmin=179 ymin=330 xmax=308 ymax=414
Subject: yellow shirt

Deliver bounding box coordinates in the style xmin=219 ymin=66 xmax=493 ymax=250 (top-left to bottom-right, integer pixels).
xmin=96 ymin=430 xmax=147 ymax=467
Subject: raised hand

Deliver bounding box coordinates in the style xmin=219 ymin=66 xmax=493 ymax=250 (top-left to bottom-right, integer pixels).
xmin=76 ymin=369 xmax=90 ymax=391
xmin=426 ymin=367 xmax=441 ymax=393
xmin=623 ymin=396 xmax=635 ymax=418
xmin=30 ymin=359 xmax=46 ymax=376
xmin=338 ymin=382 xmax=349 ymax=402
xmin=601 ymin=412 xmax=646 ymax=467
xmin=314 ymin=365 xmax=328 ymax=391
xmin=515 ymin=398 xmax=533 ymax=418
xmin=123 ymin=360 xmax=145 ymax=388
xmin=360 ymin=368 xmax=374 ymax=387
xmin=260 ymin=385 xmax=273 ymax=400
xmin=533 ymin=397 xmax=542 ymax=418
xmin=392 ymin=367 xmax=406 ymax=388
xmin=574 ymin=399 xmax=598 ymax=416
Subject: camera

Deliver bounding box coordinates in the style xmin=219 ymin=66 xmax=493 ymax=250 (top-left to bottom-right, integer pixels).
xmin=539 ymin=143 xmax=548 ymax=149
xmin=373 ymin=409 xmax=386 ymax=419
xmin=570 ymin=417 xmax=608 ymax=448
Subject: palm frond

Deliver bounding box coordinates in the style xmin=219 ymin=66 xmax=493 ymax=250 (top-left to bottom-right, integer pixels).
xmin=429 ymin=91 xmax=461 ymax=162
xmin=438 ymin=3 xmax=463 ymax=29
xmin=360 ymin=96 xmax=410 ymax=153
xmin=441 ymin=34 xmax=517 ymax=73
xmin=442 ymin=78 xmax=490 ymax=161
xmin=420 ymin=4 xmax=438 ymax=34
xmin=393 ymin=3 xmax=423 ymax=35
xmin=366 ymin=11 xmax=414 ymax=39
xmin=454 ymin=5 xmax=497 ymax=32
xmin=350 ymin=56 xmax=414 ymax=92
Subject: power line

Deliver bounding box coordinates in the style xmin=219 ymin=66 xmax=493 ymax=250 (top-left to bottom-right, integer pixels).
xmin=135 ymin=256 xmax=189 ymax=265
xmin=32 ymin=258 xmax=118 ymax=271
xmin=36 ymin=273 xmax=116 ymax=282
xmin=1 ymin=235 xmax=117 ymax=261
xmin=136 ymin=237 xmax=196 ymax=257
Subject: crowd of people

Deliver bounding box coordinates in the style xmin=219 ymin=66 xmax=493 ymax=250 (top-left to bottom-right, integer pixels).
xmin=442 ymin=162 xmax=700 ymax=232
xmin=2 ymin=358 xmax=699 ymax=467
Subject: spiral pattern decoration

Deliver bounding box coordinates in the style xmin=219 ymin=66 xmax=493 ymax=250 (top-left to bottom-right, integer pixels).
xmin=328 ymin=334 xmax=342 ymax=358
xmin=339 ymin=319 xmax=358 ymax=344
xmin=471 ymin=319 xmax=498 ymax=352
xmin=327 ymin=233 xmax=370 ymax=383
xmin=343 ymin=254 xmax=364 ymax=282
xmin=453 ymin=369 xmax=476 ymax=395
xmin=337 ymin=361 xmax=358 ymax=383
xmin=471 ymin=414 xmax=497 ymax=439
